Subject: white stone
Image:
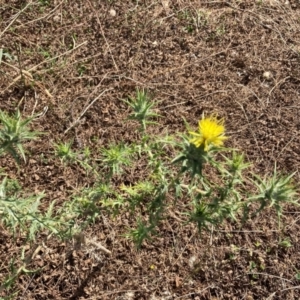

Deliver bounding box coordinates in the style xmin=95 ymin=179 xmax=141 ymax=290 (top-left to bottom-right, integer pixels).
xmin=109 ymin=9 xmax=116 ymax=17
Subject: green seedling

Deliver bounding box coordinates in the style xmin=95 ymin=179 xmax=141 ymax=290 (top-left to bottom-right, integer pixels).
xmin=54 ymin=140 xmax=76 ymax=162
xmin=278 ymin=238 xmax=292 ymax=248
xmin=99 ymin=143 xmax=133 ymax=178
xmin=0 ymin=110 xmax=41 ymax=163
xmin=123 ymin=88 xmax=159 ymax=132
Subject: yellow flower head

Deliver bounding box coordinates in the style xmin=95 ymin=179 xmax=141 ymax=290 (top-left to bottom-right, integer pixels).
xmin=189 ymin=114 xmax=227 ymax=151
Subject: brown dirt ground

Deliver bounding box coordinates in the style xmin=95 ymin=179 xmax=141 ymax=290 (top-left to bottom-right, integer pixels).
xmin=1 ymin=0 xmax=300 ymax=299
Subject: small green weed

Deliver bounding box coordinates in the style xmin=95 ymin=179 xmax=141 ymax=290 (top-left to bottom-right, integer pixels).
xmin=295 ymin=268 xmax=300 ymax=280
xmin=0 ymin=110 xmax=41 ymax=163
xmin=122 ymin=88 xmax=159 ymax=132
xmin=38 ymin=0 xmax=50 ymax=6
xmin=99 ymin=143 xmax=133 ymax=178
xmin=278 ymin=238 xmax=292 ymax=248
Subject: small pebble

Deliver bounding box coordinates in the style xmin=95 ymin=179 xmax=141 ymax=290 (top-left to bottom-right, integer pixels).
xmin=263 ymin=71 xmax=273 ymax=80
xmin=109 ymin=9 xmax=116 ymax=17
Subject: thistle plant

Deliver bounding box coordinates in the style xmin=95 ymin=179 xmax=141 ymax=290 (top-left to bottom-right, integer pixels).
xmin=0 ymin=177 xmax=82 ymax=297
xmin=1 ymin=98 xmax=295 ymax=251
xmin=54 ymin=140 xmax=76 ymax=162
xmin=118 ymin=101 xmax=298 ymax=247
xmin=123 ymin=88 xmax=159 ymax=132
xmin=173 ymin=114 xmax=298 ymax=231
xmin=0 ymin=93 xmax=297 ymax=294
xmin=248 ymin=165 xmax=298 ymax=221
xmin=0 ymin=176 xmax=75 ymax=241
xmin=0 ymin=110 xmax=41 ymax=163
xmin=173 ymin=115 xmax=228 ymax=177
xmin=57 ymin=94 xmax=296 ymax=249
xmin=0 ymin=248 xmax=40 ymax=297
xmin=54 ymin=141 xmax=95 ymax=175
xmin=99 ymin=143 xmax=133 ymax=179
xmin=126 ymin=218 xmax=156 ymax=249
xmin=121 ymin=181 xmax=156 ymax=211
xmin=189 ymin=114 xmax=228 ymax=150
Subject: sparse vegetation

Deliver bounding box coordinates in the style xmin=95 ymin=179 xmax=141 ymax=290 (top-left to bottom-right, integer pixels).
xmin=1 ymin=1 xmax=300 ymax=299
